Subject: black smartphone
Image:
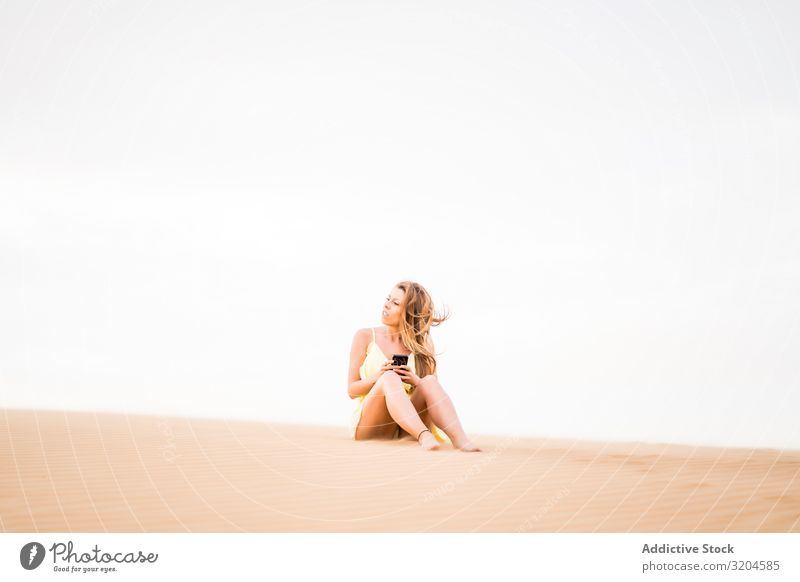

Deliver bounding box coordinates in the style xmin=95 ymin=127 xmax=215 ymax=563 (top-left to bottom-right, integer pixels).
xmin=392 ymin=354 xmax=408 ymax=367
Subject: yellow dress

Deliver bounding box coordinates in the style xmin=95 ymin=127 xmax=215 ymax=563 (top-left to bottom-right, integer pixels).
xmin=350 ymin=327 xmax=450 ymax=444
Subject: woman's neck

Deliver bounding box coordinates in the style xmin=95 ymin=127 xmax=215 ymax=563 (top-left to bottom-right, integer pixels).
xmin=383 ymin=325 xmax=402 ymax=342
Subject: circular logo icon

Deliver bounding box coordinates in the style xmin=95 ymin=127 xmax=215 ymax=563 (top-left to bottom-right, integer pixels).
xmin=20 ymin=542 xmax=46 ymax=570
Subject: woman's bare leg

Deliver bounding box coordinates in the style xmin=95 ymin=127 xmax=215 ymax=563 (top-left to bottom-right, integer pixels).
xmin=409 ymin=389 xmax=432 ymax=431
xmin=416 ymin=376 xmax=481 ymax=452
xmin=356 ymin=371 xmax=439 ymax=450
xmin=354 ymin=386 xmax=398 ymax=441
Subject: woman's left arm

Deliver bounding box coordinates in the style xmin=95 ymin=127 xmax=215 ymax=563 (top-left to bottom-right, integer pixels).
xmin=396 ymin=366 xmax=421 ymax=387
xmin=397 ymin=334 xmax=434 ymax=387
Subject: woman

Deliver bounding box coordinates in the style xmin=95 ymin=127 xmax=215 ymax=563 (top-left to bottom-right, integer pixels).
xmin=347 ymin=281 xmax=481 ymax=452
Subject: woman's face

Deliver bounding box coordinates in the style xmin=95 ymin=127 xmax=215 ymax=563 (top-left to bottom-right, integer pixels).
xmin=381 ymin=288 xmax=405 ymax=325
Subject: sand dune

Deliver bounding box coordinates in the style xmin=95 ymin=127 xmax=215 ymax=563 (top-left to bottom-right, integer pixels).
xmin=1 ymin=408 xmax=798 ymax=532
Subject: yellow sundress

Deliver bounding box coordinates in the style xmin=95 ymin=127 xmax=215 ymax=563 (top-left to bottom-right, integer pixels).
xmin=350 ymin=327 xmax=450 ymax=444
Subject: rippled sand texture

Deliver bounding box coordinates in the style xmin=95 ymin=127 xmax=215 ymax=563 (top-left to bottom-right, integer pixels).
xmin=1 ymin=408 xmax=798 ymax=532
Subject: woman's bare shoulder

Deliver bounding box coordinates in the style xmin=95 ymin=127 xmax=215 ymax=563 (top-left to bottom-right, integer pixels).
xmin=352 ymin=327 xmax=372 ymax=343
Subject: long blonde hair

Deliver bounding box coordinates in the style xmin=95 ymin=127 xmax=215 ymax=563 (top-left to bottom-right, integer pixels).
xmin=393 ymin=281 xmax=450 ymax=379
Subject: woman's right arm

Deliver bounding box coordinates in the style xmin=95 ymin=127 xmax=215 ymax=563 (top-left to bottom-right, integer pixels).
xmin=347 ymin=329 xmax=373 ymax=398
xmin=347 ymin=329 xmax=394 ymax=399
xmin=348 ymin=377 xmax=374 ymax=399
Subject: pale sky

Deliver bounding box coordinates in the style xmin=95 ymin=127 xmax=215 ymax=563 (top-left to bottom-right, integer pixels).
xmin=1 ymin=0 xmax=798 ymax=449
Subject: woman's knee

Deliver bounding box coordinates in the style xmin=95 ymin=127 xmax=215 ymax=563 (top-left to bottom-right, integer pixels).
xmin=374 ymin=371 xmax=404 ymax=395
xmin=417 ymin=375 xmax=445 ymax=398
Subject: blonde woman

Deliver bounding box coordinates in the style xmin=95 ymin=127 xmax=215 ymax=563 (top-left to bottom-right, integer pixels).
xmin=348 ymin=281 xmax=481 ymax=452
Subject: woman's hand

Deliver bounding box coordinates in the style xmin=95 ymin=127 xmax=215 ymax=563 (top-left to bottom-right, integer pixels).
xmin=368 ymin=360 xmax=399 ymax=385
xmin=369 ymin=361 xmax=420 ymax=387
xmin=395 ymin=365 xmax=421 ymax=387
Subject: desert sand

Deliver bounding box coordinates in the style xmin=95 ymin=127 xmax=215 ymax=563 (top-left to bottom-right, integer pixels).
xmin=1 ymin=408 xmax=798 ymax=532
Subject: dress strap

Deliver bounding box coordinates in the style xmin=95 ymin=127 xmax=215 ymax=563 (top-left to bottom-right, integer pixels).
xmin=371 ymin=327 xmax=376 ymax=343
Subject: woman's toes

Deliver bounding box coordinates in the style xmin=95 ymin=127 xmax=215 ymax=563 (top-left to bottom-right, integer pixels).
xmin=453 ymin=438 xmax=482 ymax=452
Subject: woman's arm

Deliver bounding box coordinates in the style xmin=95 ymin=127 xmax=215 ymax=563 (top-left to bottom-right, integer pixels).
xmin=347 ymin=329 xmax=375 ymax=399
xmin=348 ymin=377 xmax=375 ymax=399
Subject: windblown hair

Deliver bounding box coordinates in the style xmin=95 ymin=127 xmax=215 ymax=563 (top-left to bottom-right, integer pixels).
xmin=393 ymin=281 xmax=450 ymax=379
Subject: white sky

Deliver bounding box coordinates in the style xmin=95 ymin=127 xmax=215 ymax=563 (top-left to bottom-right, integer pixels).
xmin=1 ymin=0 xmax=798 ymax=449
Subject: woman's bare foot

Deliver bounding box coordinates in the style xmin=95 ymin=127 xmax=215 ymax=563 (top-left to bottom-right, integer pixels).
xmin=417 ymin=430 xmax=440 ymax=451
xmin=453 ymin=437 xmax=482 ymax=452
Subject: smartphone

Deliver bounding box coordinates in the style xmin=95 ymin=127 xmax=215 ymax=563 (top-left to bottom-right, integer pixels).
xmin=392 ymin=354 xmax=408 ymax=367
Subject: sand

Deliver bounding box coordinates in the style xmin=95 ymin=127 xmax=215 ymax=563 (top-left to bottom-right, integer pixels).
xmin=1 ymin=408 xmax=798 ymax=532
